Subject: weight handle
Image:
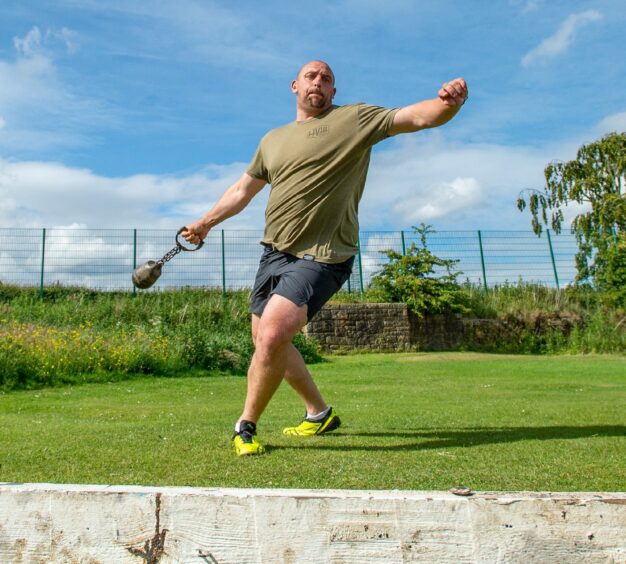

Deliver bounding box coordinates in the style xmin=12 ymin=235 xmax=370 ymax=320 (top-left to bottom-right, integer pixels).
xmin=176 ymin=226 xmax=204 ymax=252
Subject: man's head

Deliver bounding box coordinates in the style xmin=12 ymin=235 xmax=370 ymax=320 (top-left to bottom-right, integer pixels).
xmin=292 ymin=60 xmax=336 ymax=118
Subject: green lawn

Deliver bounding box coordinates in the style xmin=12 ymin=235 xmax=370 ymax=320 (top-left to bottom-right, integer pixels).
xmin=1 ymin=353 xmax=624 ymax=491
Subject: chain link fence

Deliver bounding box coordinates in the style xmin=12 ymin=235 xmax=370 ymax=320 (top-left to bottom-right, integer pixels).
xmin=0 ymin=228 xmax=579 ymax=293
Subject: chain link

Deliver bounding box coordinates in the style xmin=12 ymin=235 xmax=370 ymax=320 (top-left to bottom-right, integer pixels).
xmin=157 ymin=245 xmax=182 ymax=265
xmin=156 ymin=228 xmax=203 ymax=265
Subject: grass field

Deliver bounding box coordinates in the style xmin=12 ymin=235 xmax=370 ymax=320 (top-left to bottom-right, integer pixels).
xmin=1 ymin=353 xmax=624 ymax=492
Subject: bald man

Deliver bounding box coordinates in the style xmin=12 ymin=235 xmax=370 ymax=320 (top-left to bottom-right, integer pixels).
xmin=184 ymin=60 xmax=468 ymax=455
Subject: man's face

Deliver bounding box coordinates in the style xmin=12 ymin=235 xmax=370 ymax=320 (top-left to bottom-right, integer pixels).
xmin=292 ymin=62 xmax=336 ymax=115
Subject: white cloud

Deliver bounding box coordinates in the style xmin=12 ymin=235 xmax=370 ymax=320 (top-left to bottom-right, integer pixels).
xmin=0 ymin=116 xmax=5 ymax=130
xmin=521 ymin=10 xmax=602 ymax=68
xmin=361 ymin=132 xmax=560 ymax=231
xmin=55 ymin=27 xmax=79 ymax=54
xmin=393 ymin=177 xmax=483 ymax=222
xmin=596 ymin=111 xmax=626 ymax=135
xmin=13 ymin=25 xmax=78 ymax=57
xmin=13 ymin=26 xmax=43 ymax=57
xmin=0 ymin=158 xmax=268 ymax=230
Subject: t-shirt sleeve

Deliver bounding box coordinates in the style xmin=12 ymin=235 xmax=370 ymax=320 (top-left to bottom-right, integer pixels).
xmin=246 ymin=142 xmax=270 ymax=182
xmin=357 ymin=104 xmax=399 ymax=147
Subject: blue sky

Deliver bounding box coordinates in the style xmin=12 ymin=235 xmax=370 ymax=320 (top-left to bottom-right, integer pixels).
xmin=0 ymin=0 xmax=624 ymax=232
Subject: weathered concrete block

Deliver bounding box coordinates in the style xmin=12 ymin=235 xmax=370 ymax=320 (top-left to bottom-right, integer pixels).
xmin=0 ymin=484 xmax=624 ymax=563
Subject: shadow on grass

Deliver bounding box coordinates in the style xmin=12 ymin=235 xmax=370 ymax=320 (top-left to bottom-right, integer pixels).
xmin=267 ymin=425 xmax=626 ymax=452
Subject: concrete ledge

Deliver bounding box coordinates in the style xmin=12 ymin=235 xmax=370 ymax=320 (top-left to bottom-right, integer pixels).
xmin=1 ymin=483 xmax=625 ymax=563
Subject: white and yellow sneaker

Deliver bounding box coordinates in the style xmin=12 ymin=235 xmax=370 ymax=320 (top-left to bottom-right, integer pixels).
xmin=232 ymin=420 xmax=265 ymax=456
xmin=282 ymin=407 xmax=341 ymax=436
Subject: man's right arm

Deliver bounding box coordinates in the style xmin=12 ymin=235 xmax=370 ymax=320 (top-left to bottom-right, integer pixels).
xmin=388 ymin=78 xmax=468 ymax=136
xmin=182 ymin=172 xmax=266 ymax=244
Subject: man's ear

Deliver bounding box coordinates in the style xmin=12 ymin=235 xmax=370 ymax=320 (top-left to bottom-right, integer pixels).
xmin=291 ymin=80 xmax=298 ymax=94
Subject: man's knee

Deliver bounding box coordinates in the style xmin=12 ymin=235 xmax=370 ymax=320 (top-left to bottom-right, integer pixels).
xmin=253 ymin=295 xmax=307 ymax=358
xmin=254 ymin=323 xmax=291 ymax=358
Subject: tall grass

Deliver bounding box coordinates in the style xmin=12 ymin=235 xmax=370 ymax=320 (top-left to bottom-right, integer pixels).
xmin=0 ymin=285 xmax=322 ymax=390
xmin=461 ymin=281 xmax=593 ymax=316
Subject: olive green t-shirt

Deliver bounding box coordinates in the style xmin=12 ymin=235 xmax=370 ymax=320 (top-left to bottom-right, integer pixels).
xmin=246 ymin=103 xmax=398 ymax=263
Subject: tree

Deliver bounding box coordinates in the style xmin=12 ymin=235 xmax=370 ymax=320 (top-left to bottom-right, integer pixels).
xmin=517 ymin=132 xmax=626 ymax=306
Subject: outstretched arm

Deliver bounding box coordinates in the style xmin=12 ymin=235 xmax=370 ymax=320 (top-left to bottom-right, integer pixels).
xmin=389 ymin=78 xmax=468 ymax=136
xmin=182 ymin=172 xmax=266 ymax=244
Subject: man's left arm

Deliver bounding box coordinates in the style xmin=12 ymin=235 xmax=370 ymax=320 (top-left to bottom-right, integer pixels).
xmin=388 ymin=78 xmax=468 ymax=136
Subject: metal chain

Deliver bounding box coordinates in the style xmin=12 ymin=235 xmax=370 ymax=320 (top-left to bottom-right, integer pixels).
xmin=157 ymin=244 xmax=182 ymax=265
xmin=156 ymin=228 xmax=203 ymax=265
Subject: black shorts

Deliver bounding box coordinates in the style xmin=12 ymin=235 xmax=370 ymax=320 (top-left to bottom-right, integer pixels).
xmin=250 ymin=245 xmax=354 ymax=322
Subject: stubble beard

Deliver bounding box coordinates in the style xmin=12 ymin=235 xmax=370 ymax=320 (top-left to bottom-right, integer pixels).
xmin=306 ymin=91 xmax=327 ymax=109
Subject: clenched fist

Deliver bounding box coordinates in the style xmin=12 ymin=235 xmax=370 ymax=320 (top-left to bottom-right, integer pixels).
xmin=438 ymin=78 xmax=468 ymax=107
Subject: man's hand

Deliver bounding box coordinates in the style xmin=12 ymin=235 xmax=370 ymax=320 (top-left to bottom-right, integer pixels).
xmin=182 ymin=221 xmax=209 ymax=246
xmin=438 ymin=78 xmax=468 ymax=107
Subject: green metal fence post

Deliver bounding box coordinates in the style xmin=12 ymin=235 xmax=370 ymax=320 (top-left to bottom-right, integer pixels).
xmin=39 ymin=228 xmax=46 ymax=299
xmin=477 ymin=230 xmax=488 ymax=291
xmin=132 ymin=229 xmax=137 ymax=295
xmin=221 ymin=230 xmax=226 ymax=296
xmin=357 ymin=237 xmax=364 ymax=294
xmin=546 ymin=229 xmax=560 ymax=290
xmin=401 ymin=230 xmax=406 ymax=255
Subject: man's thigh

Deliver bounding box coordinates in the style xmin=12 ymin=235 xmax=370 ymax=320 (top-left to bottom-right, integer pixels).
xmin=256 ymin=294 xmax=308 ymax=344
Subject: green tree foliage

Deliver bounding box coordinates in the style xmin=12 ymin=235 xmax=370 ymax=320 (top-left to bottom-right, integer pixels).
xmin=369 ymin=224 xmax=470 ymax=316
xmin=517 ymin=132 xmax=626 ymax=307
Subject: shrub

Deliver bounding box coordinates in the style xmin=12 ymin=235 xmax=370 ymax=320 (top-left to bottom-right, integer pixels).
xmin=369 ymin=224 xmax=471 ymax=317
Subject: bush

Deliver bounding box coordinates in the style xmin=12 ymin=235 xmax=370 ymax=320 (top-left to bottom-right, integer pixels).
xmin=369 ymin=224 xmax=471 ymax=317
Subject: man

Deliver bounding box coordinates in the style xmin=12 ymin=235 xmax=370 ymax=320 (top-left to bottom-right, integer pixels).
xmin=183 ymin=60 xmax=468 ymax=456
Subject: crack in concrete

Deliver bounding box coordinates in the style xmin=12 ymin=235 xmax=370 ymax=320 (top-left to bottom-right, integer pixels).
xmin=126 ymin=493 xmax=168 ymax=563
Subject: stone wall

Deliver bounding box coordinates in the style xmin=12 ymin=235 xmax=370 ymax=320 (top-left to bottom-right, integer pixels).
xmin=305 ymin=303 xmax=412 ymax=352
xmin=305 ymin=303 xmax=467 ymax=352
xmin=305 ymin=303 xmax=583 ymax=352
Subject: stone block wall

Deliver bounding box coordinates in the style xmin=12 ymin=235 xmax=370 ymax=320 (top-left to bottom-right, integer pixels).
xmin=304 ymin=303 xmax=412 ymax=352
xmin=409 ymin=313 xmax=466 ymax=351
xmin=305 ymin=303 xmax=583 ymax=352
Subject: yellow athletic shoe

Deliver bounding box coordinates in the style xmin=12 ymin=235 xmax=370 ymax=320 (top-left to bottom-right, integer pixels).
xmin=232 ymin=420 xmax=265 ymax=456
xmin=283 ymin=407 xmax=341 ymax=436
